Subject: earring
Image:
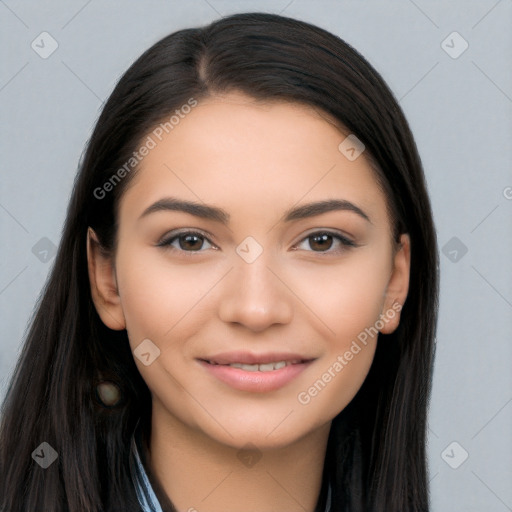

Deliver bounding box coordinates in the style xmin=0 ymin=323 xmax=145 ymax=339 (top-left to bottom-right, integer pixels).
xmin=96 ymin=380 xmax=122 ymax=407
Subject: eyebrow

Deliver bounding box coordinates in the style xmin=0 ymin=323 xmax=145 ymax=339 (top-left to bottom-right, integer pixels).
xmin=138 ymin=196 xmax=371 ymax=224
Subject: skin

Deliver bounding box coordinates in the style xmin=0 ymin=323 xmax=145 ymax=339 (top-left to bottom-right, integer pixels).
xmin=87 ymin=91 xmax=410 ymax=512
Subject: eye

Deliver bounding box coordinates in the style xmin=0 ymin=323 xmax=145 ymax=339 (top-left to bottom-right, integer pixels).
xmin=157 ymin=229 xmax=357 ymax=256
xmin=293 ymin=231 xmax=357 ymax=254
xmin=157 ymin=230 xmax=216 ymax=253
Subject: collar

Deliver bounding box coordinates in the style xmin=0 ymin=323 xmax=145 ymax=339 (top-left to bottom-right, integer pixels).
xmin=129 ymin=420 xmax=332 ymax=512
xmin=129 ymin=419 xmax=163 ymax=512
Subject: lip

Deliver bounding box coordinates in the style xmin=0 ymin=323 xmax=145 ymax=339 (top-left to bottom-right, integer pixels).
xmin=197 ymin=352 xmax=316 ymax=393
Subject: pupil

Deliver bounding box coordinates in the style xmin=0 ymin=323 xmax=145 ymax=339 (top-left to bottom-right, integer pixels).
xmin=311 ymin=234 xmax=332 ymax=251
xmin=181 ymin=234 xmax=202 ymax=250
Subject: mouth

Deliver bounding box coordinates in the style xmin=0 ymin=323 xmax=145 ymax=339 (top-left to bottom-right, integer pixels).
xmin=197 ymin=353 xmax=316 ymax=392
xmin=200 ymin=359 xmax=310 ymax=372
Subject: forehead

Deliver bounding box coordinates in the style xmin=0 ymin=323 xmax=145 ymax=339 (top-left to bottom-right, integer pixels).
xmin=119 ymin=92 xmax=388 ymax=227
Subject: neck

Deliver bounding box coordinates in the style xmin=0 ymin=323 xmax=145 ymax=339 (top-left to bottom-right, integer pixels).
xmin=145 ymin=400 xmax=332 ymax=512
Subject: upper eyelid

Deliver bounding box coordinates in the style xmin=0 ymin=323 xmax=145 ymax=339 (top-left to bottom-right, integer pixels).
xmin=158 ymin=228 xmax=217 ymax=246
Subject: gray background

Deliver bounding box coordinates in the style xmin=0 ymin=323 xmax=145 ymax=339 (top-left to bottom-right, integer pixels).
xmin=1 ymin=1 xmax=511 ymax=510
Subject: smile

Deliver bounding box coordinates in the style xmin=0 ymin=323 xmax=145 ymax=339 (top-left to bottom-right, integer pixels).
xmin=204 ymin=359 xmax=305 ymax=371
xmin=198 ymin=356 xmax=315 ymax=392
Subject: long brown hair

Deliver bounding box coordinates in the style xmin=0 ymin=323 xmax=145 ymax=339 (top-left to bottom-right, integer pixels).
xmin=0 ymin=12 xmax=438 ymax=511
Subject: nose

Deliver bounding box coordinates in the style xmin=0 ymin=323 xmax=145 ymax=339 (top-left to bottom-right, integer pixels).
xmin=218 ymin=255 xmax=294 ymax=332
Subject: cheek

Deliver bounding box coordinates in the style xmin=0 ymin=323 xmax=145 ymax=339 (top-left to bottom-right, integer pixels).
xmin=115 ymin=246 xmax=219 ymax=342
xmin=113 ymin=250 xmax=208 ymax=408
xmin=289 ymin=251 xmax=390 ymax=417
xmin=286 ymin=249 xmax=391 ymax=344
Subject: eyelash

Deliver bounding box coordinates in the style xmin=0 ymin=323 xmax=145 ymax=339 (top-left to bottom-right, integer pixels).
xmin=156 ymin=229 xmax=358 ymax=256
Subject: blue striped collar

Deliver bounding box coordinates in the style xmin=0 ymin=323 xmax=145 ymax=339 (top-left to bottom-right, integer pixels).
xmin=129 ymin=420 xmax=163 ymax=512
xmin=129 ymin=420 xmax=332 ymax=512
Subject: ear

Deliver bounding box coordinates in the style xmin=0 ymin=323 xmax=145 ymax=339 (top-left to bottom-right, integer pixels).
xmin=86 ymin=227 xmax=126 ymax=330
xmin=379 ymin=233 xmax=411 ymax=334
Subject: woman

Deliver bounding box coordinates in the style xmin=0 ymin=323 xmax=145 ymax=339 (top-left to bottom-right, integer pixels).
xmin=0 ymin=11 xmax=439 ymax=512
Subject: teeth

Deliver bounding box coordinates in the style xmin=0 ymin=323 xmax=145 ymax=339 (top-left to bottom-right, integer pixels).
xmin=223 ymin=360 xmax=293 ymax=372
xmin=230 ymin=363 xmax=259 ymax=371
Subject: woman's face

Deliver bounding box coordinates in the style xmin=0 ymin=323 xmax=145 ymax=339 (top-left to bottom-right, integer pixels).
xmin=88 ymin=91 xmax=410 ymax=449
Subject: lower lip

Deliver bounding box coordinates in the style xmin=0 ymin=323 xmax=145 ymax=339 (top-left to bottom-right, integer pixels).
xmin=198 ymin=360 xmax=313 ymax=392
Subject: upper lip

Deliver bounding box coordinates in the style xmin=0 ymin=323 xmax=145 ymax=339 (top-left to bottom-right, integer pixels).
xmin=199 ymin=351 xmax=315 ymax=365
